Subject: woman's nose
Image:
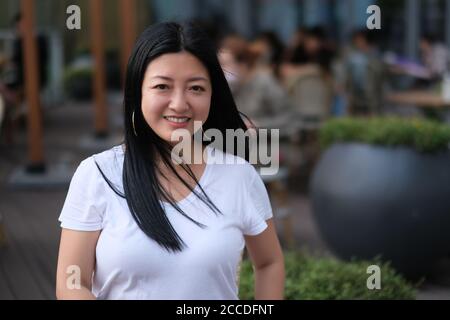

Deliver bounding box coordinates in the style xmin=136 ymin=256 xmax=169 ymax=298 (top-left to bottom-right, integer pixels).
xmin=169 ymin=90 xmax=189 ymax=113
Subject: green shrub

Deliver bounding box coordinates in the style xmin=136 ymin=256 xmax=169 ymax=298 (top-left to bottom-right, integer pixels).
xmin=238 ymin=251 xmax=417 ymax=300
xmin=319 ymin=117 xmax=450 ymax=153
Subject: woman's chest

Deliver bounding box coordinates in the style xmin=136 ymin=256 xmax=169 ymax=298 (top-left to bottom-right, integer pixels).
xmin=95 ymin=197 xmax=245 ymax=277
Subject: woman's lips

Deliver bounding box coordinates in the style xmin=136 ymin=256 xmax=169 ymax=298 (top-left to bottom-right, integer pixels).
xmin=163 ymin=116 xmax=191 ymax=128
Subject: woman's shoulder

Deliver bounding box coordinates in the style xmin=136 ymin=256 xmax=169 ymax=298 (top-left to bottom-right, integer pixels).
xmin=92 ymin=144 xmax=125 ymax=162
xmin=90 ymin=144 xmax=124 ymax=165
xmin=73 ymin=144 xmax=124 ymax=182
xmin=207 ymin=146 xmax=259 ymax=181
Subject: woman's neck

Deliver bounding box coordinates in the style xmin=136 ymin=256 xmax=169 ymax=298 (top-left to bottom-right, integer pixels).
xmin=123 ymin=140 xmax=208 ymax=180
xmin=157 ymin=141 xmax=207 ymax=177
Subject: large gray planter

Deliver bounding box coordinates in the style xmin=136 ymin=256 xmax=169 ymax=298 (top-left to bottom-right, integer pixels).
xmin=310 ymin=143 xmax=450 ymax=277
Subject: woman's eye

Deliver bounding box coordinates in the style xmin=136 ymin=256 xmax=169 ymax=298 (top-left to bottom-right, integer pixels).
xmin=190 ymin=85 xmax=205 ymax=92
xmin=154 ymin=84 xmax=169 ymax=90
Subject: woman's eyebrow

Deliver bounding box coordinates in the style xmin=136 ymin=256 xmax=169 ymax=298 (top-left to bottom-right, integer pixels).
xmin=186 ymin=76 xmax=208 ymax=82
xmin=150 ymin=75 xmax=173 ymax=81
xmin=150 ymin=75 xmax=208 ymax=82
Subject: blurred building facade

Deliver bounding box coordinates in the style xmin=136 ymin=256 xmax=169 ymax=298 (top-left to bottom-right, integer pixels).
xmin=0 ymin=0 xmax=450 ymax=102
xmin=0 ymin=0 xmax=449 ymax=55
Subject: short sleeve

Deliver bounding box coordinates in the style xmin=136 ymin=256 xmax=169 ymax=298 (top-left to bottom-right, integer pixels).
xmin=58 ymin=157 xmax=106 ymax=231
xmin=241 ymin=166 xmax=274 ymax=236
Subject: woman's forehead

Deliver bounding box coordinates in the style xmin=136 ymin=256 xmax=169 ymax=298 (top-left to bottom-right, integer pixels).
xmin=144 ymin=52 xmax=210 ymax=81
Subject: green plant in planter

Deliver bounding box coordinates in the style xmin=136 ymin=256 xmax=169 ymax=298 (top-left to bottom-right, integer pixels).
xmin=63 ymin=67 xmax=93 ymax=101
xmin=319 ymin=117 xmax=450 ymax=153
xmin=238 ymin=251 xmax=417 ymax=300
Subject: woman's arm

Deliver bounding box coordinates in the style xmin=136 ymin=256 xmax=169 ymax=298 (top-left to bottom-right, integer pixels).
xmin=244 ymin=218 xmax=285 ymax=300
xmin=56 ymin=229 xmax=101 ymax=300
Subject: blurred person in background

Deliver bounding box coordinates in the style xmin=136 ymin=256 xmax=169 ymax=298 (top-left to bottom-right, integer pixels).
xmin=251 ymin=31 xmax=285 ymax=79
xmin=0 ymin=54 xmax=19 ymax=108
xmin=281 ymin=26 xmax=334 ymax=80
xmin=281 ymin=27 xmax=335 ymax=127
xmin=219 ymin=33 xmax=248 ymax=58
xmin=0 ymin=13 xmax=48 ymax=143
xmin=1 ymin=13 xmax=49 ymax=105
xmin=218 ymin=33 xmax=248 ymax=93
xmin=279 ymin=27 xmax=336 ymax=168
xmin=283 ymin=26 xmax=307 ymax=63
xmin=227 ymin=34 xmax=296 ymax=135
xmin=419 ymin=33 xmax=450 ymax=81
xmin=345 ymin=29 xmax=384 ymax=116
xmin=302 ymin=26 xmax=334 ymax=74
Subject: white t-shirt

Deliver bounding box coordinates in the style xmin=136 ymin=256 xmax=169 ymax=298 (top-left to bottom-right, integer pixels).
xmin=58 ymin=145 xmax=273 ymax=300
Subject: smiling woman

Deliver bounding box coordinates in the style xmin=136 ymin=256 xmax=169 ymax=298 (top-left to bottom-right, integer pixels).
xmin=141 ymin=51 xmax=212 ymax=142
xmin=56 ymin=22 xmax=285 ymax=300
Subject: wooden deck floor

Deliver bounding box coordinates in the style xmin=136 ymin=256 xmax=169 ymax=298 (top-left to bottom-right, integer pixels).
xmin=0 ymin=190 xmax=64 ymax=299
xmin=0 ymin=100 xmax=120 ymax=300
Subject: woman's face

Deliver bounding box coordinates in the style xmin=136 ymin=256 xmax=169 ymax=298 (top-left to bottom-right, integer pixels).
xmin=141 ymin=51 xmax=212 ymax=144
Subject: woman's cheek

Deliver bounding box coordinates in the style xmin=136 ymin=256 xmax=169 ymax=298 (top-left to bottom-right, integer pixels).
xmin=194 ymin=95 xmax=211 ymax=122
xmin=142 ymin=96 xmax=166 ymax=118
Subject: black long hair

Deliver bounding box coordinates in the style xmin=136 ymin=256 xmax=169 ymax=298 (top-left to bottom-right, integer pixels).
xmin=96 ymin=22 xmax=249 ymax=253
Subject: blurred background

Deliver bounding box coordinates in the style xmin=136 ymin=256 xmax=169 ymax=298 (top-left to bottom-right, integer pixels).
xmin=0 ymin=0 xmax=450 ymax=300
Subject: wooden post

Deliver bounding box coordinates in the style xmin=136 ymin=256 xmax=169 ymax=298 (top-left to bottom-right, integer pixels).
xmin=21 ymin=0 xmax=45 ymax=172
xmin=119 ymin=0 xmax=136 ymax=83
xmin=89 ymin=0 xmax=108 ymax=137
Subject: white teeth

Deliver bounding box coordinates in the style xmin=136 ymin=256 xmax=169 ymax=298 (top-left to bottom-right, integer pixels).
xmin=165 ymin=116 xmax=190 ymax=123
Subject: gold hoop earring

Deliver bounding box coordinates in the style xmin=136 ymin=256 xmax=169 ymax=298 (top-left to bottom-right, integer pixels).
xmin=132 ymin=111 xmax=138 ymax=137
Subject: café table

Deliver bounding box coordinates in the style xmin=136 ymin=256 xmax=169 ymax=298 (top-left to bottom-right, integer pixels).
xmin=386 ymin=90 xmax=450 ymax=109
